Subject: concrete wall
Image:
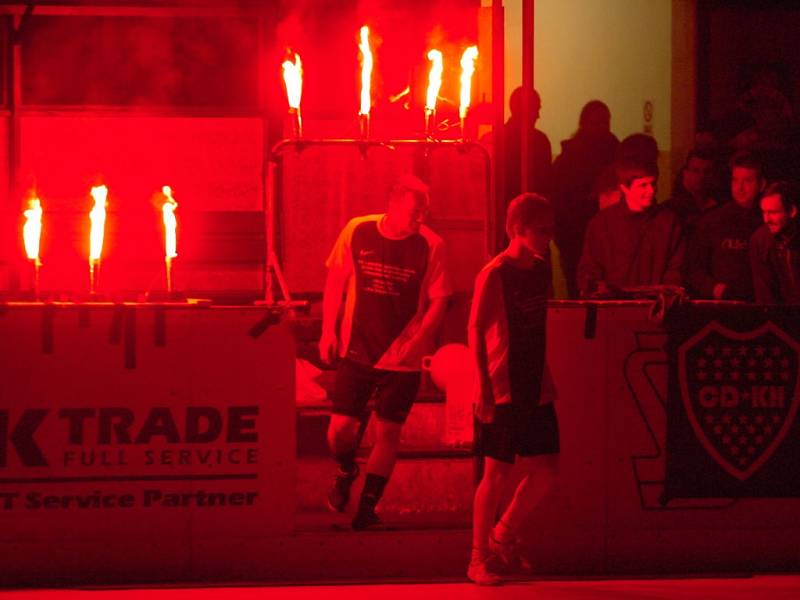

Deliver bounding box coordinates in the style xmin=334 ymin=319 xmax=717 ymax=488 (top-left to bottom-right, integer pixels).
xmin=497 ymin=0 xmax=695 ymax=191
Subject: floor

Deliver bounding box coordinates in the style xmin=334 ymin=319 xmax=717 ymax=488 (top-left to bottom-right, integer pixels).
xmin=1 ymin=575 xmax=798 ymax=600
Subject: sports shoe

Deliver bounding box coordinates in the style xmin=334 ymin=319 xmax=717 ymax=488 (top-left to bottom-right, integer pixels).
xmin=327 ymin=464 xmax=359 ymax=513
xmin=489 ymin=534 xmax=532 ymax=571
xmin=467 ymin=558 xmax=502 ymax=586
xmin=351 ymin=503 xmax=381 ymax=530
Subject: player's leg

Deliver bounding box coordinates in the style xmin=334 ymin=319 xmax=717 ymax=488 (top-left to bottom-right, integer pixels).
xmin=468 ymin=404 xmax=516 ymax=585
xmin=491 ymin=402 xmax=560 ymax=566
xmin=469 ymin=456 xmax=512 ymax=584
xmin=327 ymin=360 xmax=374 ymax=512
xmin=351 ymin=369 xmax=419 ymax=530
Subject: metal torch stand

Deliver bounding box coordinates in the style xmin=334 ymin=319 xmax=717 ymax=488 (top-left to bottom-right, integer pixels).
xmin=262 ymin=138 xmax=493 ymax=306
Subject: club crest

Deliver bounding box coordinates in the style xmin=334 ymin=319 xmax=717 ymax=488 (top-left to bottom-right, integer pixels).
xmin=678 ymin=321 xmax=800 ymax=481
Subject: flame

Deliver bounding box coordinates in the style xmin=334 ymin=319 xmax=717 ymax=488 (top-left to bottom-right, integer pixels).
xmin=89 ymin=185 xmax=108 ymax=262
xmin=459 ymin=46 xmax=479 ymax=120
xmin=162 ymin=185 xmax=178 ymax=259
xmin=282 ymin=52 xmax=303 ymax=110
xmin=425 ymin=49 xmax=443 ymax=113
xmin=23 ymin=196 xmax=43 ymax=262
xmin=358 ymin=26 xmax=373 ymax=116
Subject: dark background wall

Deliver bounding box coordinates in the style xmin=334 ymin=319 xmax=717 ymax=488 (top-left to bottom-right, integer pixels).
xmin=698 ymin=0 xmax=800 ymax=142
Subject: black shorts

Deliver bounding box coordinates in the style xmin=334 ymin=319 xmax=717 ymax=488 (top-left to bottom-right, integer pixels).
xmin=475 ymin=402 xmax=560 ymax=464
xmin=332 ymin=359 xmax=421 ymax=424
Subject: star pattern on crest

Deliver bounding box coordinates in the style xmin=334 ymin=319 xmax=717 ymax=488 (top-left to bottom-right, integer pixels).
xmin=689 ymin=333 xmax=796 ymax=472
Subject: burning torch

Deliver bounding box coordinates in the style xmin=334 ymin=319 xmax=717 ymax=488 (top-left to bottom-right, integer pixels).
xmin=459 ymin=46 xmax=478 ymax=141
xmin=358 ymin=25 xmax=373 ymax=139
xmin=161 ymin=185 xmax=178 ymax=295
xmin=88 ymin=184 xmax=107 ymax=296
xmin=424 ymin=49 xmax=443 ymax=138
xmin=282 ymin=51 xmax=303 ymax=138
xmin=22 ymin=196 xmax=43 ymax=298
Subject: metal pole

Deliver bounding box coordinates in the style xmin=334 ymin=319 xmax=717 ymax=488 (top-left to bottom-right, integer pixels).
xmin=8 ymin=13 xmax=26 ymax=294
xmin=521 ymin=0 xmax=534 ymax=192
xmin=491 ymin=0 xmax=505 ymax=253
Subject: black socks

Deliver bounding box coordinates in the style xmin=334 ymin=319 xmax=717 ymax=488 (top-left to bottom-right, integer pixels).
xmin=334 ymin=450 xmax=358 ymax=474
xmin=361 ymin=473 xmax=388 ymax=504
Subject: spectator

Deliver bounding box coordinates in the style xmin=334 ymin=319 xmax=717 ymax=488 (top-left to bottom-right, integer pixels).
xmin=593 ymin=166 xmax=622 ymax=211
xmin=686 ymin=151 xmax=765 ymax=300
xmin=551 ymin=101 xmax=618 ymax=298
xmin=504 ymin=87 xmax=552 ymax=204
xmin=578 ymin=156 xmax=684 ymax=297
xmin=667 ymin=148 xmax=721 ymax=234
xmin=750 ymin=181 xmax=800 ymax=304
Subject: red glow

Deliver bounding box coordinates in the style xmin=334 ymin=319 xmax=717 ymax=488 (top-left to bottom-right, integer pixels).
xmin=89 ymin=184 xmax=108 ymax=262
xmin=358 ymin=26 xmax=373 ymax=116
xmin=459 ymin=45 xmax=478 ymax=120
xmin=271 ymin=1 xmax=478 ymax=133
xmin=161 ymin=185 xmax=178 ymax=260
xmin=425 ymin=49 xmax=443 ymax=113
xmin=281 ymin=52 xmax=303 ymax=110
xmin=23 ymin=196 xmax=43 ymax=263
xmin=17 ymin=116 xmax=262 ymax=296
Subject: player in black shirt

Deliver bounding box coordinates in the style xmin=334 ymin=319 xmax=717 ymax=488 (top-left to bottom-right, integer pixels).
xmin=319 ymin=175 xmax=451 ymax=530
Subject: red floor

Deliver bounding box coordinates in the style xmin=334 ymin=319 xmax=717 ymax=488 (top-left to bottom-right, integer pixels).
xmin=1 ymin=576 xmax=798 ymax=600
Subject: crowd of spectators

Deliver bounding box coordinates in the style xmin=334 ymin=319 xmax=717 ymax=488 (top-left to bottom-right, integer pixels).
xmin=502 ymin=83 xmax=800 ymax=305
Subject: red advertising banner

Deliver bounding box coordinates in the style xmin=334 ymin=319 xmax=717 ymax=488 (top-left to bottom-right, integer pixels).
xmin=0 ymin=304 xmax=295 ymax=581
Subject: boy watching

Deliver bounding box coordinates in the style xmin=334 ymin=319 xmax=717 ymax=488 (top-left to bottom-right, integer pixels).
xmin=577 ymin=157 xmax=684 ymax=297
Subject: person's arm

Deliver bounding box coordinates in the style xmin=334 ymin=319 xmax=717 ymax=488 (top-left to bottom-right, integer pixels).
xmin=468 ymin=322 xmax=494 ymax=424
xmin=577 ymin=214 xmax=605 ymax=297
xmin=685 ymin=221 xmax=719 ymax=298
xmin=467 ymin=269 xmax=496 ymax=423
xmin=750 ymin=229 xmax=777 ymax=304
xmin=318 ymin=221 xmax=355 ymax=364
xmin=396 ymin=238 xmax=452 ymax=362
xmin=662 ymin=214 xmax=686 ymax=287
xmin=318 ymin=267 xmax=349 ymax=365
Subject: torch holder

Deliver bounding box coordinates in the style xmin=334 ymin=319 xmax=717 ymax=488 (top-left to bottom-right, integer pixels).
xmin=263 ymin=138 xmax=493 ymax=306
xmin=287 ymin=109 xmax=303 ymax=139
xmin=424 ymin=109 xmax=436 ymax=139
xmin=358 ymin=114 xmax=370 ymax=140
xmin=89 ymin=260 xmax=101 ymax=297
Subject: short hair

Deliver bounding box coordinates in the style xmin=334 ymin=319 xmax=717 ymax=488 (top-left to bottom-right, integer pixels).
xmin=506 ymin=193 xmax=553 ymax=238
xmin=509 ymin=86 xmax=541 ymax=117
xmin=579 ymin=100 xmax=611 ymax=130
xmin=729 ymin=151 xmax=764 ymax=179
xmin=762 ymin=180 xmax=800 ymax=212
xmin=616 ymin=133 xmax=659 ymax=164
xmin=615 ymin=156 xmax=659 ymax=188
xmin=683 ymin=147 xmax=716 ymax=168
xmin=389 ymin=174 xmax=429 ymax=206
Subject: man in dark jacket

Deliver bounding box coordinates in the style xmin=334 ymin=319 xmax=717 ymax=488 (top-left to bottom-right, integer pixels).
xmin=750 ymin=181 xmax=800 ymax=304
xmin=686 ymin=152 xmax=765 ymax=300
xmin=552 ymin=101 xmax=619 ymax=297
xmin=578 ymin=157 xmax=684 ymax=297
xmin=666 ymin=148 xmax=721 ymax=235
xmin=504 ymin=87 xmax=552 ymax=204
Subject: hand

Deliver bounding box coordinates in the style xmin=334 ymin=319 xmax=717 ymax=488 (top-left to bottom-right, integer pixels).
xmin=396 ymin=335 xmax=426 ymax=367
xmin=589 ymin=280 xmax=622 ymax=299
xmin=712 ymin=282 xmax=727 ymax=300
xmin=475 ymin=383 xmax=495 ymax=424
xmin=318 ymin=331 xmax=338 ymax=366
